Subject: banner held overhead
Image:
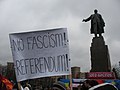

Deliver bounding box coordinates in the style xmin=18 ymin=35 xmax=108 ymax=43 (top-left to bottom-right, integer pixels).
xmin=9 ymin=28 xmax=71 ymax=81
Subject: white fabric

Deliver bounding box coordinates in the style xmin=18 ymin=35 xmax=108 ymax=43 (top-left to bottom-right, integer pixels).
xmin=24 ymin=87 xmax=30 ymax=90
xmin=21 ymin=86 xmax=24 ymax=90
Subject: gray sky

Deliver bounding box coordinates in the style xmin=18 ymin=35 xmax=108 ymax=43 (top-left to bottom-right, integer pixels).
xmin=0 ymin=0 xmax=120 ymax=71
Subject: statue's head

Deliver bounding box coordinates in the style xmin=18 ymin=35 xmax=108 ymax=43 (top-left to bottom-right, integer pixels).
xmin=94 ymin=9 xmax=98 ymax=14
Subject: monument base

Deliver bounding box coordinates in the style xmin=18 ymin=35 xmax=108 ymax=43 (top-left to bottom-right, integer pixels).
xmin=90 ymin=36 xmax=111 ymax=72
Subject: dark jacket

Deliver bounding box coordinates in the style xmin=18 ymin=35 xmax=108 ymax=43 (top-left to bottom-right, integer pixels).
xmin=84 ymin=13 xmax=105 ymax=34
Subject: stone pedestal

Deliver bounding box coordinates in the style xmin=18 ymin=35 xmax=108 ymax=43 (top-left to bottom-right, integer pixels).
xmin=90 ymin=36 xmax=111 ymax=72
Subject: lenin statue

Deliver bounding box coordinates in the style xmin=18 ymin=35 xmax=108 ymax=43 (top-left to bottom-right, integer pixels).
xmin=82 ymin=9 xmax=105 ymax=37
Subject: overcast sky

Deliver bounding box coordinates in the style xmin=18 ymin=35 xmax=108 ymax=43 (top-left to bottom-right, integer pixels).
xmin=0 ymin=0 xmax=120 ymax=71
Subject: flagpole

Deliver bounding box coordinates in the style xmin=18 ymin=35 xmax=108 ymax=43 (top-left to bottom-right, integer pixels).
xmin=17 ymin=82 xmax=21 ymax=90
xmin=69 ymin=74 xmax=73 ymax=90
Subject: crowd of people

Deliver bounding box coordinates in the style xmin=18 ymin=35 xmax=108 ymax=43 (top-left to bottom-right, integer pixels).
xmin=52 ymin=79 xmax=119 ymax=90
xmin=0 ymin=77 xmax=62 ymax=90
xmin=0 ymin=73 xmax=119 ymax=90
xmin=12 ymin=80 xmax=32 ymax=90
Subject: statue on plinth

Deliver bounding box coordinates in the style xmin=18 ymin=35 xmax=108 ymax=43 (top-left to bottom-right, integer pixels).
xmin=82 ymin=9 xmax=111 ymax=72
xmin=82 ymin=9 xmax=105 ymax=37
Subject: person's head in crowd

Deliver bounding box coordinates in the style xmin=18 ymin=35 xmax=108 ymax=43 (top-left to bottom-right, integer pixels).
xmin=81 ymin=80 xmax=99 ymax=90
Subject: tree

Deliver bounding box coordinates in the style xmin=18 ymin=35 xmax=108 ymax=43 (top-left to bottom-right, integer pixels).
xmin=112 ymin=63 xmax=120 ymax=79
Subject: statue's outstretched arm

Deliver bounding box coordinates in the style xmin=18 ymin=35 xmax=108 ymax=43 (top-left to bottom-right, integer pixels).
xmin=82 ymin=15 xmax=92 ymax=22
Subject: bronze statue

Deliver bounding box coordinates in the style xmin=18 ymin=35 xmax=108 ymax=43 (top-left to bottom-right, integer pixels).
xmin=82 ymin=9 xmax=105 ymax=37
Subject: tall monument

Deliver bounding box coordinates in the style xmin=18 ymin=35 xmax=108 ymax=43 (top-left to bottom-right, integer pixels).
xmin=83 ymin=9 xmax=111 ymax=72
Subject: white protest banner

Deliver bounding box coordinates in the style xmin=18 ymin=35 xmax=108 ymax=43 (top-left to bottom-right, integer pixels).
xmin=9 ymin=28 xmax=71 ymax=81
